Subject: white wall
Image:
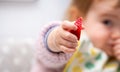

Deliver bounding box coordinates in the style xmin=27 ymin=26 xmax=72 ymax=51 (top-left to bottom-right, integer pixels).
xmin=0 ymin=0 xmax=71 ymax=43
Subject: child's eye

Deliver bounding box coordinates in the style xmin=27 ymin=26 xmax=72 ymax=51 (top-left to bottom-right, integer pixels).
xmin=102 ymin=19 xmax=113 ymax=27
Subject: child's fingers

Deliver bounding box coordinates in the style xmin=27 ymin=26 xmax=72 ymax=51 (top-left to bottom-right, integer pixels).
xmin=114 ymin=39 xmax=120 ymax=45
xmin=60 ymin=45 xmax=76 ymax=53
xmin=113 ymin=45 xmax=120 ymax=54
xmin=58 ymin=37 xmax=78 ymax=49
xmin=61 ymin=21 xmax=77 ymax=31
xmin=114 ymin=52 xmax=120 ymax=60
xmin=113 ymin=44 xmax=120 ymax=60
xmin=59 ymin=28 xmax=78 ymax=43
xmin=57 ymin=30 xmax=78 ymax=48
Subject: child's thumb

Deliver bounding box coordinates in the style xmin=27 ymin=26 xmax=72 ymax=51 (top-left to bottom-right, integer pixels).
xmin=61 ymin=21 xmax=77 ymax=31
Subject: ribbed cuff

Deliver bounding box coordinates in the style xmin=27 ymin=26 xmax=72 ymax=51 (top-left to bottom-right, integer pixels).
xmin=44 ymin=25 xmax=63 ymax=54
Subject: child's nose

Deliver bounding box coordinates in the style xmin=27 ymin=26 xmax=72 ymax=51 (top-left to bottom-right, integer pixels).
xmin=111 ymin=28 xmax=120 ymax=40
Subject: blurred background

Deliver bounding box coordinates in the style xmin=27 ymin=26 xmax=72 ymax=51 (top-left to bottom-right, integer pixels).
xmin=0 ymin=0 xmax=70 ymax=72
xmin=0 ymin=0 xmax=70 ymax=43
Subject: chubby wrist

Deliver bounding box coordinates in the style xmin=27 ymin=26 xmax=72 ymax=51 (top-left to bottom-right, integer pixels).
xmin=47 ymin=27 xmax=62 ymax=53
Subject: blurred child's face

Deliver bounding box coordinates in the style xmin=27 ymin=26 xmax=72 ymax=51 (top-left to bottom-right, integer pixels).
xmin=84 ymin=0 xmax=120 ymax=56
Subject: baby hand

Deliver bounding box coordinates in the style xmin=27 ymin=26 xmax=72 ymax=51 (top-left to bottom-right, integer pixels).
xmin=113 ymin=38 xmax=120 ymax=60
xmin=47 ymin=21 xmax=78 ymax=53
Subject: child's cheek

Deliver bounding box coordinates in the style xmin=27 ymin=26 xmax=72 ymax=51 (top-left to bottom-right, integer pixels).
xmin=90 ymin=29 xmax=110 ymax=48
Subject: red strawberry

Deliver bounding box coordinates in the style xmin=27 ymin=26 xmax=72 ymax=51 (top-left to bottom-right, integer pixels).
xmin=71 ymin=17 xmax=83 ymax=40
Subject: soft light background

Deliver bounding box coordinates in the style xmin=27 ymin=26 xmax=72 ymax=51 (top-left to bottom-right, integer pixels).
xmin=0 ymin=0 xmax=71 ymax=43
xmin=0 ymin=0 xmax=71 ymax=72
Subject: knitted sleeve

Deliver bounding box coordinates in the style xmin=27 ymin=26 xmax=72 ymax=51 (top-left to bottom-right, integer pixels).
xmin=35 ymin=21 xmax=73 ymax=68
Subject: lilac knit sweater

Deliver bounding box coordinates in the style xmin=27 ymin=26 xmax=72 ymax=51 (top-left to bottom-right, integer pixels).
xmin=31 ymin=21 xmax=73 ymax=72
